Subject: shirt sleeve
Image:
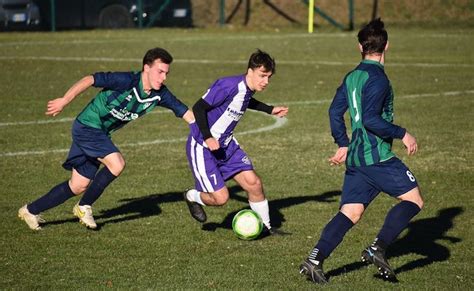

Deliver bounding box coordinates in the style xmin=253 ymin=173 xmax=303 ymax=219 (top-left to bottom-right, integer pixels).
xmin=92 ymin=72 xmax=134 ymax=91
xmin=201 ymin=79 xmax=229 ymax=107
xmin=192 ymin=98 xmax=213 ymax=140
xmin=361 ymin=77 xmax=406 ymax=139
xmin=248 ymin=98 xmax=274 ymax=114
xmin=329 ymin=81 xmax=350 ymax=147
xmin=157 ymin=88 xmax=189 ymax=118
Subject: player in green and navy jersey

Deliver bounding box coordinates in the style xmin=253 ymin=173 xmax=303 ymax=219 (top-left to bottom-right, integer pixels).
xmin=300 ymin=19 xmax=424 ymax=283
xmin=18 ymin=47 xmax=194 ymax=230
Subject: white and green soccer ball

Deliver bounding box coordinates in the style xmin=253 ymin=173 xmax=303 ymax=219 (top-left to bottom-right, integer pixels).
xmin=232 ymin=209 xmax=263 ymax=240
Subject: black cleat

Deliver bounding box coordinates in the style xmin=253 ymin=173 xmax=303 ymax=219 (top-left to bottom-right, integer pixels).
xmin=361 ymin=246 xmax=396 ymax=280
xmin=183 ymin=190 xmax=207 ymax=223
xmin=299 ymin=258 xmax=328 ymax=284
xmin=267 ymin=227 xmax=291 ymax=236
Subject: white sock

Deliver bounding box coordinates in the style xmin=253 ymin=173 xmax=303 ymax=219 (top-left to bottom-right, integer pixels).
xmin=186 ymin=189 xmax=205 ymax=206
xmin=249 ymin=199 xmax=270 ymax=229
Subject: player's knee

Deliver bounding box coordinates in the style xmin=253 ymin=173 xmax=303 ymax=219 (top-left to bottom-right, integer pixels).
xmin=245 ymin=175 xmax=262 ymax=191
xmin=212 ymin=193 xmax=229 ymax=206
xmin=340 ymin=204 xmax=365 ymax=224
xmin=415 ymin=196 xmax=424 ymax=210
xmin=346 ymin=212 xmax=363 ymax=224
xmin=108 ymin=159 xmax=126 ymax=176
xmin=400 ymin=187 xmax=423 ymax=210
xmin=69 ymin=180 xmax=88 ymax=195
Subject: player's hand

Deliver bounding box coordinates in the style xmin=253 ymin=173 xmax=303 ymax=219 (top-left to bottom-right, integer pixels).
xmin=271 ymin=106 xmax=288 ymax=117
xmin=205 ymin=137 xmax=220 ymax=151
xmin=329 ymin=147 xmax=348 ymax=166
xmin=46 ymin=97 xmax=68 ymax=116
xmin=402 ymin=132 xmax=418 ymax=156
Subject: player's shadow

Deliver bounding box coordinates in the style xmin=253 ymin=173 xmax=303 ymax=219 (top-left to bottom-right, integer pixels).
xmin=42 ymin=191 xmax=183 ymax=229
xmin=94 ymin=191 xmax=185 ymax=228
xmin=201 ymin=188 xmax=340 ymax=232
xmin=325 ymin=206 xmax=463 ymax=281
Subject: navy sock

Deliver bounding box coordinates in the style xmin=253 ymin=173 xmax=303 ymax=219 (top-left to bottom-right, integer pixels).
xmin=376 ymin=200 xmax=421 ymax=246
xmin=27 ymin=181 xmax=75 ymax=215
xmin=79 ymin=167 xmax=117 ymax=206
xmin=309 ymin=212 xmax=354 ymax=262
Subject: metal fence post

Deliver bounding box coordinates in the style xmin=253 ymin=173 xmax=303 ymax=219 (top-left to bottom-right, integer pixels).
xmin=219 ymin=0 xmax=225 ymax=26
xmin=49 ymin=0 xmax=56 ymax=32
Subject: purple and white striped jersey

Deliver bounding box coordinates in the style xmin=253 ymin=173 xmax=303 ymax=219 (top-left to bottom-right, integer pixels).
xmin=190 ymin=74 xmax=254 ymax=147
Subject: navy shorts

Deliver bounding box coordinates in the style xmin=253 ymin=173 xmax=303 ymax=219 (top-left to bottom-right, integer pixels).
xmin=340 ymin=157 xmax=418 ymax=206
xmin=62 ymin=120 xmax=119 ymax=179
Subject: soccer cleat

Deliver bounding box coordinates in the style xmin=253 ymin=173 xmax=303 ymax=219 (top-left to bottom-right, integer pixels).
xmin=267 ymin=227 xmax=291 ymax=236
xmin=183 ymin=190 xmax=207 ymax=223
xmin=18 ymin=205 xmax=44 ymax=230
xmin=73 ymin=203 xmax=97 ymax=229
xmin=361 ymin=246 xmax=396 ymax=279
xmin=299 ymin=258 xmax=328 ymax=284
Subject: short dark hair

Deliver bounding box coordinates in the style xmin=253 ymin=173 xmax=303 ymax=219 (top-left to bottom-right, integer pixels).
xmin=247 ymin=49 xmax=276 ymax=74
xmin=357 ymin=18 xmax=388 ymax=55
xmin=143 ymin=47 xmax=173 ymax=68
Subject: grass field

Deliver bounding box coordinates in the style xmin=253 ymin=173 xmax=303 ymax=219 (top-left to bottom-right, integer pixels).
xmin=0 ymin=26 xmax=473 ymax=289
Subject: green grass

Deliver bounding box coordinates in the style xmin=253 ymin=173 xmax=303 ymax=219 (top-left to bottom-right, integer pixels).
xmin=0 ymin=26 xmax=473 ymax=289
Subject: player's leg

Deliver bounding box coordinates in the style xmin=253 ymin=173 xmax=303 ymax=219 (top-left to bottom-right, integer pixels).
xmin=67 ymin=121 xmax=123 ymax=228
xmin=232 ymin=170 xmax=272 ymax=230
xmin=79 ymin=152 xmax=124 ymax=206
xmin=18 ymin=140 xmax=91 ymax=230
xmin=72 ymin=152 xmax=123 ymax=229
xmin=184 ymin=136 xmax=227 ymax=222
xmin=300 ymin=203 xmax=362 ymax=283
xmin=364 ymin=188 xmax=422 ymax=273
xmin=301 ymin=167 xmax=375 ymax=284
xmin=309 ymin=204 xmax=362 ymax=254
xmin=362 ymin=159 xmax=422 ymax=279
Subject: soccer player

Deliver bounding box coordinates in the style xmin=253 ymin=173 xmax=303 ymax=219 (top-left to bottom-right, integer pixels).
xmin=183 ymin=49 xmax=289 ymax=235
xmin=299 ymin=18 xmax=424 ymax=283
xmin=18 ymin=47 xmax=194 ymax=230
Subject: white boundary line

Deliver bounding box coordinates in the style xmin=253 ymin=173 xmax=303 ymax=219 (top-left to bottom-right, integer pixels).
xmin=0 ymin=32 xmax=469 ymax=47
xmin=1 ymin=89 xmax=472 ymax=158
xmin=0 ymin=109 xmax=168 ymax=127
xmin=0 ymin=55 xmax=472 ymax=68
xmin=0 ymin=112 xmax=288 ymax=157
xmin=3 ymin=90 xmax=471 ymax=128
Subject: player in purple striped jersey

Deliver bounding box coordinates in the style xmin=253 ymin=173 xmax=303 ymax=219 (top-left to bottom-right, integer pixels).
xmin=184 ymin=49 xmax=289 ymax=235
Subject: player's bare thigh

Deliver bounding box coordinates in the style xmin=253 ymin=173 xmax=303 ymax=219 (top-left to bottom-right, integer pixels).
xmin=397 ymin=187 xmax=423 ymax=209
xmin=201 ymin=186 xmax=230 ymax=206
xmin=69 ymin=168 xmax=91 ymax=195
xmin=98 ymin=152 xmax=126 ymax=176
xmin=340 ymin=203 xmax=365 ymax=224
xmin=233 ymin=170 xmax=264 ymax=202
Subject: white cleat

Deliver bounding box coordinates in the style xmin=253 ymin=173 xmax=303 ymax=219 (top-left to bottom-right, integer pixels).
xmin=18 ymin=205 xmax=44 ymax=230
xmin=73 ymin=203 xmax=97 ymax=229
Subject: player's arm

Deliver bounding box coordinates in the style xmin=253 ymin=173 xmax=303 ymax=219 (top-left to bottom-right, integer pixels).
xmin=181 ymin=110 xmax=195 ymax=124
xmin=157 ymin=90 xmax=193 ymax=123
xmin=46 ymin=75 xmax=94 ymax=116
xmin=328 ymin=82 xmax=350 ymax=165
xmin=361 ymin=78 xmax=417 ymax=155
xmin=362 ymin=79 xmax=417 ymax=155
xmin=193 ymin=98 xmax=219 ymax=150
xmin=248 ymin=98 xmax=288 ymax=117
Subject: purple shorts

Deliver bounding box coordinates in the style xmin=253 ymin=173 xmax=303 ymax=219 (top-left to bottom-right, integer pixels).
xmin=186 ymin=135 xmax=253 ymax=193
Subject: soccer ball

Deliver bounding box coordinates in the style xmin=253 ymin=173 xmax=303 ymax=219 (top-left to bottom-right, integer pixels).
xmin=232 ymin=209 xmax=263 ymax=240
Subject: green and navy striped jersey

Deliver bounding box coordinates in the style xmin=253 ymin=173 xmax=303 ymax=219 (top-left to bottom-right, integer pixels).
xmin=328 ymin=60 xmax=406 ymax=167
xmin=77 ymin=72 xmax=188 ymax=136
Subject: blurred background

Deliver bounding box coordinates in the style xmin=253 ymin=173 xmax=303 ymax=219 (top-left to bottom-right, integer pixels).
xmin=1 ymin=0 xmax=473 ymax=32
